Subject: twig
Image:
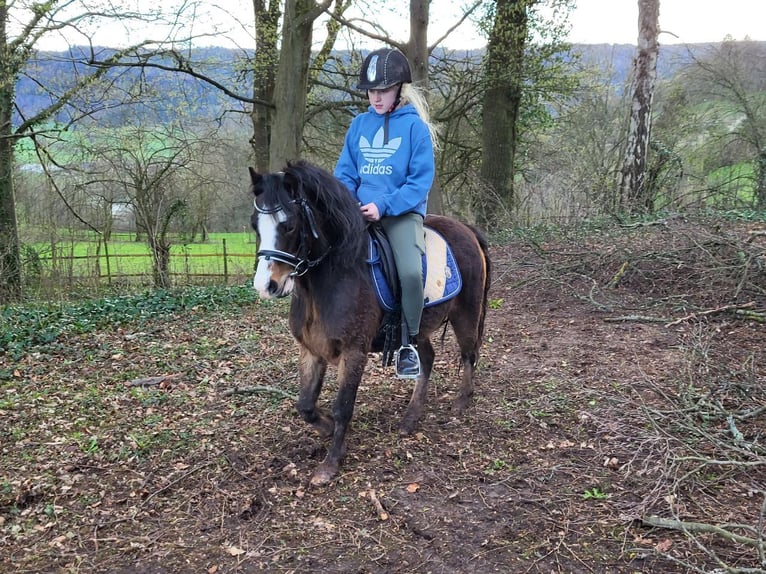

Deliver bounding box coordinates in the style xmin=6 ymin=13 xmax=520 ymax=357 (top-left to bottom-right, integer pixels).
xmin=665 ymin=302 xmax=757 ymax=327
xmin=673 ymin=457 xmax=765 ymax=468
xmin=220 ymin=385 xmax=296 ymax=401
xmin=642 ymin=515 xmax=761 ymax=547
xmin=127 ymin=373 xmax=183 ymax=387
xmin=366 ymin=488 xmax=389 ymax=521
xmin=141 ymin=461 xmax=215 ymax=507
xmin=603 ymin=314 xmax=670 ymax=323
xmin=620 ymin=218 xmax=673 ymax=228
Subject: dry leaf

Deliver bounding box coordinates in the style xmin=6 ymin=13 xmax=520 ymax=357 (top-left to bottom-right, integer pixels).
xmin=603 ymin=457 xmax=619 ymax=469
xmin=406 ymin=483 xmax=420 ymax=493
xmin=224 ymin=545 xmax=246 ymax=556
xmin=633 ymin=535 xmax=653 ymax=546
xmin=655 ymin=538 xmax=673 ymax=552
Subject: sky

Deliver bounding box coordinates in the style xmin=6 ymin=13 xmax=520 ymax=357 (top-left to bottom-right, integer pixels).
xmin=566 ymin=0 xmax=766 ymax=45
xmin=28 ymin=0 xmax=766 ymax=51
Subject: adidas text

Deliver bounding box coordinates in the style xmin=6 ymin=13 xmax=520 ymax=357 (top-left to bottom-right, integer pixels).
xmin=360 ymin=163 xmax=393 ymax=176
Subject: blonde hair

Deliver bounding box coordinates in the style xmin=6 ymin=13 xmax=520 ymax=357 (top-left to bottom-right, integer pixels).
xmin=400 ymin=83 xmax=440 ymax=152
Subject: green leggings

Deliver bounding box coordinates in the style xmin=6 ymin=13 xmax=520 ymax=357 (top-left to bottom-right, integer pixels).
xmin=381 ymin=213 xmax=425 ymax=339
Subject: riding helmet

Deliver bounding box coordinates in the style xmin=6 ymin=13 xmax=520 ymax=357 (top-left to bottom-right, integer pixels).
xmin=356 ymin=48 xmax=412 ymax=90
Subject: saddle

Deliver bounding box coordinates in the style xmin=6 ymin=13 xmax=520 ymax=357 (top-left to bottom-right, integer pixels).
xmin=366 ymin=223 xmax=463 ymax=366
xmin=367 ymin=223 xmax=463 ymax=312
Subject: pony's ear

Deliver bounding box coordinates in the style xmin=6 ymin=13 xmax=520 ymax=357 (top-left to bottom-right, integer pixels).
xmin=282 ymin=169 xmax=302 ymax=199
xmin=249 ymin=167 xmax=266 ymax=198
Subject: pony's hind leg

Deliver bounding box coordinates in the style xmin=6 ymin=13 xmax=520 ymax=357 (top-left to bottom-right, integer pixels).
xmin=399 ymin=337 xmax=435 ymax=435
xmin=450 ymin=318 xmax=481 ymax=415
xmin=453 ymin=349 xmax=477 ymax=415
xmin=295 ymin=347 xmax=333 ymax=438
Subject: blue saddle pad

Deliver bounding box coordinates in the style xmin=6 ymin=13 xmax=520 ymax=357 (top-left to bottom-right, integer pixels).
xmin=367 ymin=227 xmax=462 ymax=312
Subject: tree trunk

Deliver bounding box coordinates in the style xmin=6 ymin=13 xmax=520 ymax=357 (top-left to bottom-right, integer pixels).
xmin=478 ymin=0 xmax=531 ymax=228
xmin=408 ymin=0 xmax=429 ymax=85
xmin=407 ymin=0 xmax=443 ymax=214
xmin=0 ymin=6 xmax=22 ymax=302
xmin=150 ymin=239 xmax=171 ymax=289
xmin=250 ymin=0 xmax=280 ymax=172
xmin=619 ymin=0 xmax=660 ymax=214
xmin=269 ymin=0 xmax=315 ymax=169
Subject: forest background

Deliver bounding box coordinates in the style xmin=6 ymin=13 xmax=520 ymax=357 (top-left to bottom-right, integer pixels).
xmin=1 ymin=0 xmax=765 ymax=301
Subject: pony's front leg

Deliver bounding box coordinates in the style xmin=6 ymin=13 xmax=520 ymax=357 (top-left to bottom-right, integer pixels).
xmin=295 ymin=346 xmax=333 ymax=438
xmin=310 ymin=351 xmax=367 ymax=486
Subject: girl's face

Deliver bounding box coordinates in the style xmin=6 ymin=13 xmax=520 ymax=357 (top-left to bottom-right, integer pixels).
xmin=367 ymin=85 xmax=399 ymax=115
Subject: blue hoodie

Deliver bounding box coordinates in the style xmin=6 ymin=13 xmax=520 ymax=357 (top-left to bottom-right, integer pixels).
xmin=334 ymin=103 xmax=434 ymax=217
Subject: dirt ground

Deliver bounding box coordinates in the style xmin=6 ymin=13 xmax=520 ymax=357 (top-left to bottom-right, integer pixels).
xmin=1 ymin=217 xmax=765 ymax=573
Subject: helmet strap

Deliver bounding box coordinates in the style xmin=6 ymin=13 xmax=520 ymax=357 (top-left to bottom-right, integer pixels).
xmin=392 ymin=84 xmax=403 ymax=111
xmin=383 ymin=84 xmax=404 ymax=145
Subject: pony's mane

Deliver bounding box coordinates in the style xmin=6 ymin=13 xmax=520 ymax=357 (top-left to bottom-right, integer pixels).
xmin=283 ymin=160 xmax=367 ymax=265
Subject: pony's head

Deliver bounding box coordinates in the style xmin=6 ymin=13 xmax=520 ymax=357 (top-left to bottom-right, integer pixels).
xmin=249 ymin=161 xmax=366 ymax=299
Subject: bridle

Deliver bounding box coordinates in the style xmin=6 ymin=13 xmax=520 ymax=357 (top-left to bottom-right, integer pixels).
xmin=254 ymin=196 xmax=332 ymax=277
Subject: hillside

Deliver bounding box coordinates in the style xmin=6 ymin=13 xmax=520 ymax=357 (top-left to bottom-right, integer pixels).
xmin=13 ymin=43 xmax=719 ymax=128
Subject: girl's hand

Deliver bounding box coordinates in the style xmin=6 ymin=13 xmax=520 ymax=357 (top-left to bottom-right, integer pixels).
xmin=360 ymin=203 xmax=380 ymax=222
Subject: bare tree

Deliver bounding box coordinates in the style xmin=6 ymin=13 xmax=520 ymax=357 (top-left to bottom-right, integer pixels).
xmin=83 ymin=125 xmax=210 ymax=288
xmin=619 ymin=0 xmax=660 ymax=213
xmin=685 ymin=40 xmax=766 ymax=209
xmin=0 ymin=1 xmax=191 ymax=302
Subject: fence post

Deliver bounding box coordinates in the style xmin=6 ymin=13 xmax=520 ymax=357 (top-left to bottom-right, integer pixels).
xmin=184 ymin=247 xmax=190 ymax=283
xmin=104 ymin=239 xmax=112 ymax=286
xmin=222 ymin=238 xmax=228 ymax=283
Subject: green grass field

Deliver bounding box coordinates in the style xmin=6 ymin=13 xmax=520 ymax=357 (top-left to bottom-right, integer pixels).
xmin=26 ymin=231 xmax=258 ymax=285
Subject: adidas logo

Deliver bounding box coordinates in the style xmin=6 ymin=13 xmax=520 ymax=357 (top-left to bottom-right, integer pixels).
xmin=359 ymin=127 xmax=401 ymax=173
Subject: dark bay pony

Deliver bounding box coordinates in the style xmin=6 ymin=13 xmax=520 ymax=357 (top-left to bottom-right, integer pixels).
xmin=249 ymin=160 xmax=491 ymax=486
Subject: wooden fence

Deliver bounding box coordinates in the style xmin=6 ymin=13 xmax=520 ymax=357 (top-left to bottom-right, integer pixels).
xmin=27 ymin=238 xmax=256 ymax=292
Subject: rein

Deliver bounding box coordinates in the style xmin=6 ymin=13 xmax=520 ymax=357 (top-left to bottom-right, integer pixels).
xmin=254 ymin=197 xmax=332 ymax=277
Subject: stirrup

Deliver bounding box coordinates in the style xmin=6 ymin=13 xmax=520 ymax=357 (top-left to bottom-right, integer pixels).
xmin=395 ymin=344 xmax=421 ymax=379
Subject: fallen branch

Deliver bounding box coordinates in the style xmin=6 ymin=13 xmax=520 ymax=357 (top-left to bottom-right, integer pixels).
xmin=220 ymin=385 xmax=296 ymax=401
xmin=672 ymin=457 xmax=766 ymax=468
xmin=127 ymin=373 xmax=183 ymax=387
xmin=642 ymin=515 xmax=761 ymax=547
xmin=620 ymin=217 xmax=678 ymax=228
xmin=735 ymin=309 xmax=766 ymax=323
xmin=603 ymin=314 xmax=670 ymax=323
xmin=665 ymin=302 xmax=757 ymax=327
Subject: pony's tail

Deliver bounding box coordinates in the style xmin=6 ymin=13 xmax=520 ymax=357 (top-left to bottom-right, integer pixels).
xmin=469 ymin=224 xmax=491 ymax=347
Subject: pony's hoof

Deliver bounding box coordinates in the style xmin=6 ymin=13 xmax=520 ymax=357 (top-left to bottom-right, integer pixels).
xmin=309 ymin=465 xmax=336 ymax=486
xmin=314 ymin=416 xmax=335 ymax=439
xmin=452 ymin=395 xmax=472 ymax=415
xmin=398 ymin=419 xmax=417 ymax=436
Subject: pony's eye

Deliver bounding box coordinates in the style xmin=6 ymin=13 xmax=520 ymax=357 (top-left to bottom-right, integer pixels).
xmin=280 ymin=219 xmax=298 ymax=234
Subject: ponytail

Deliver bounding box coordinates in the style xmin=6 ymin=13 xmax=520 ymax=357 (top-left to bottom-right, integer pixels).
xmin=400 ymin=84 xmax=441 ymax=152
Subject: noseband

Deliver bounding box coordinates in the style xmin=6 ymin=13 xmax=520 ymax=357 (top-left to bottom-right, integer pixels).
xmin=254 ymin=197 xmax=331 ymax=277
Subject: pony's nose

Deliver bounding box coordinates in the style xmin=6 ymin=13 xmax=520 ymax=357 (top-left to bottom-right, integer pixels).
xmin=267 ymin=280 xmax=280 ymax=296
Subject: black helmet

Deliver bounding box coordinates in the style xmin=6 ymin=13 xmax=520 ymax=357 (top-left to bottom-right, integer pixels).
xmin=356 ymin=48 xmax=412 ymax=90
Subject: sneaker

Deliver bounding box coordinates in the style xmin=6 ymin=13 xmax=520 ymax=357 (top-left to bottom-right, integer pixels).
xmin=396 ymin=344 xmax=420 ymax=379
